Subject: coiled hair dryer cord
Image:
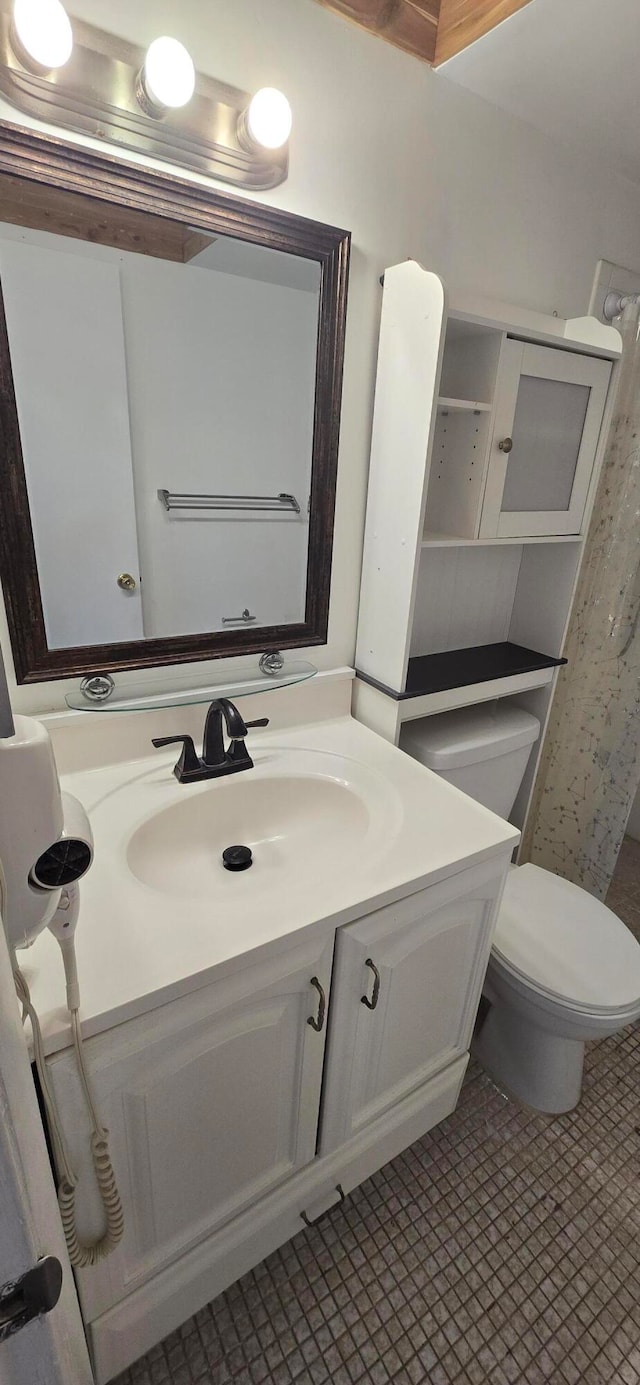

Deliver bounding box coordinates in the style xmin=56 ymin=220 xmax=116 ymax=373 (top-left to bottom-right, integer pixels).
xmin=14 ymin=963 xmax=124 ymax=1267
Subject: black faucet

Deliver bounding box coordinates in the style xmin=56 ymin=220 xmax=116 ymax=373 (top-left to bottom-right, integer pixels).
xmin=152 ymin=697 xmax=269 ymax=784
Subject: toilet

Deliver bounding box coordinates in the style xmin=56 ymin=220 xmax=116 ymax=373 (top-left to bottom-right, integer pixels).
xmin=400 ymin=703 xmax=640 ymax=1113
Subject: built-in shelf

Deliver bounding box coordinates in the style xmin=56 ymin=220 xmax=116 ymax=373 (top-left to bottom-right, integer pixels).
xmin=437 ymin=397 xmax=492 ymax=414
xmin=421 ymin=533 xmax=583 ymax=548
xmin=65 ymin=659 xmax=317 ymax=712
xmin=396 ymin=667 xmax=558 ymax=722
xmin=357 ymin=642 xmax=566 ymax=702
xmin=355 ymin=261 xmax=620 ymax=837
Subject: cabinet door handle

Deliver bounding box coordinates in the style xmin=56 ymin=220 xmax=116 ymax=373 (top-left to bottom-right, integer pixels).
xmin=361 ymin=958 xmax=381 ymax=1010
xmin=307 ymin=976 xmax=326 ymax=1032
xmin=301 ymin=1184 xmax=345 ymax=1228
xmin=498 ymin=437 xmax=513 ymax=453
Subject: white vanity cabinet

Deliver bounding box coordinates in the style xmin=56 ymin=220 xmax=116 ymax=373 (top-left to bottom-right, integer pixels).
xmin=44 ymin=852 xmax=512 ymax=1383
xmin=481 ymin=339 xmax=612 ymax=539
xmin=319 ymin=863 xmax=503 ymax=1154
xmin=46 ymin=931 xmax=335 ymax=1326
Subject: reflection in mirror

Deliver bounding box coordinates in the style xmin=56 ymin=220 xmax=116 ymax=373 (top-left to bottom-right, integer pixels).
xmin=0 ymin=135 xmax=348 ymax=685
xmin=0 ymin=216 xmax=321 ymax=649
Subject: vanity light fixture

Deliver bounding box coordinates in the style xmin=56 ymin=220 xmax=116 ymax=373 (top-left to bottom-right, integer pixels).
xmin=0 ymin=0 xmax=291 ymax=189
xmin=238 ymin=88 xmax=293 ymax=153
xmin=11 ymin=0 xmax=72 ymax=72
xmin=136 ymin=35 xmax=195 ymax=117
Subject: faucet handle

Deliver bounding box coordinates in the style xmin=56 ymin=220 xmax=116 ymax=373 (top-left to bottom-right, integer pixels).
xmin=152 ymin=735 xmax=201 ymax=777
xmin=228 ymin=716 xmax=269 ymax=744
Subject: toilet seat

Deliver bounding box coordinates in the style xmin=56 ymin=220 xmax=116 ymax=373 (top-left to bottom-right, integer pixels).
xmin=492 ymin=864 xmax=640 ymax=1016
xmin=488 ymin=950 xmax=640 ymax=1029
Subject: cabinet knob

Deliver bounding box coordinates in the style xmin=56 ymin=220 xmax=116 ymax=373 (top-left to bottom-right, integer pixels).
xmin=498 ymin=437 xmax=513 ymax=454
xmin=117 ymin=572 xmax=137 ymax=591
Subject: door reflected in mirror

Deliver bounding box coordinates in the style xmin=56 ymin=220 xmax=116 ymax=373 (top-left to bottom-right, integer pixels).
xmin=1 ymin=223 xmax=320 ymax=648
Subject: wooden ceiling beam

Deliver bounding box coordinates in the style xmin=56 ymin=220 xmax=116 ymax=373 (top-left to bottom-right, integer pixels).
xmin=433 ymin=0 xmax=534 ymax=66
xmin=0 ymin=173 xmax=216 ymax=263
xmin=311 ymin=0 xmax=534 ymax=66
xmin=312 ymin=0 xmax=440 ymax=65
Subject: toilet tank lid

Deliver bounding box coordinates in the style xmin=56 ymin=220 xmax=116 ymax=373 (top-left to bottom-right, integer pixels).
xmin=401 ymin=703 xmax=540 ymax=770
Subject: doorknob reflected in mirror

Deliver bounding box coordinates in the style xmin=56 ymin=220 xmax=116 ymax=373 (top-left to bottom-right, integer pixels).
xmin=498 ymin=437 xmax=513 ymax=454
xmin=117 ymin=573 xmax=137 ymax=592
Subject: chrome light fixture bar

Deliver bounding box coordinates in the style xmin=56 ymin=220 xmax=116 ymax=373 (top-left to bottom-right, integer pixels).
xmin=0 ymin=0 xmax=290 ymax=189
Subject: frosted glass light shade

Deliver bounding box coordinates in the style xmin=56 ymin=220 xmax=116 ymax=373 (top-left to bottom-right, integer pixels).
xmin=141 ymin=36 xmax=195 ymax=111
xmin=246 ymin=88 xmax=292 ymax=150
xmin=12 ymin=0 xmax=73 ymax=70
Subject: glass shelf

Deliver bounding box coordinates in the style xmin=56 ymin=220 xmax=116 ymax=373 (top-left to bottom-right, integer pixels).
xmin=65 ymin=659 xmax=317 ymax=713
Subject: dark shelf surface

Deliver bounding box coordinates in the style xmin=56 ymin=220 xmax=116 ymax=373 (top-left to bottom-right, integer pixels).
xmin=357 ymin=642 xmax=567 ymax=702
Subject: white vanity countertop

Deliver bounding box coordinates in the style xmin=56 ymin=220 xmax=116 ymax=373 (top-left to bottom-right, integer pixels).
xmin=23 ymin=715 xmax=519 ymax=1054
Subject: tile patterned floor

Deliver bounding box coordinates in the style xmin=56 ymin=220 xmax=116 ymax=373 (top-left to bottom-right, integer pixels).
xmin=606 ymin=835 xmax=640 ymax=942
xmin=112 ymin=1017 xmax=640 ymax=1385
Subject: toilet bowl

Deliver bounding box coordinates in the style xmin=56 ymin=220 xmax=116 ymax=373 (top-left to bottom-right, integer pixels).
xmin=476 ymin=863 xmax=640 ymax=1111
xmin=400 ymin=703 xmax=640 ymax=1112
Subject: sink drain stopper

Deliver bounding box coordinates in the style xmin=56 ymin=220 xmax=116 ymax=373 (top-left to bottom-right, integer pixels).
xmin=222 ymin=844 xmax=253 ymax=872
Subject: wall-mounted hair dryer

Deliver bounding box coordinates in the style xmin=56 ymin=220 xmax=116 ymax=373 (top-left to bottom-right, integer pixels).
xmin=0 ymin=713 xmax=123 ymax=1267
xmin=0 ymin=714 xmax=93 ymax=951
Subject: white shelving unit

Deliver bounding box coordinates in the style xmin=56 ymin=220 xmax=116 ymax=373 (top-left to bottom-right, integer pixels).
xmin=353 ymin=261 xmax=622 ymax=840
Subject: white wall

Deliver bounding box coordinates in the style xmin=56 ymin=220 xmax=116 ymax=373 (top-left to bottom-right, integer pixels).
xmin=3 ymin=0 xmax=640 ymax=711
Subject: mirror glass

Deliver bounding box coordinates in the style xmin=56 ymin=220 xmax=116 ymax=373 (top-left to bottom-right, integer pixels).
xmin=0 ymin=210 xmax=321 ymax=650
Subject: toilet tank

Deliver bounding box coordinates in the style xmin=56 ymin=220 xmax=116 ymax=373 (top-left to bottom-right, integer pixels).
xmin=399 ymin=703 xmax=540 ymax=818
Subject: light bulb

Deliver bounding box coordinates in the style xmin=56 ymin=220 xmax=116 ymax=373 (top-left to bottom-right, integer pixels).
xmin=140 ymin=36 xmax=195 ymax=113
xmin=12 ymin=0 xmax=73 ymax=71
xmin=246 ymin=88 xmax=292 ymax=151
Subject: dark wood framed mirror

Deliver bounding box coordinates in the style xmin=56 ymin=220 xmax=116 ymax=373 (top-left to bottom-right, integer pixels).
xmin=0 ymin=122 xmax=349 ymax=684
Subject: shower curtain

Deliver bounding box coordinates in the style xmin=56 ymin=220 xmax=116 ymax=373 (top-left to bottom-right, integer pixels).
xmin=522 ymin=300 xmax=640 ymax=899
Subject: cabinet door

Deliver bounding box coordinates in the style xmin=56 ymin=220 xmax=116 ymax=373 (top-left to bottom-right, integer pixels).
xmin=46 ymin=933 xmax=333 ymax=1321
xmin=480 ymin=340 xmax=611 ymax=538
xmin=319 ymin=865 xmax=505 ymax=1155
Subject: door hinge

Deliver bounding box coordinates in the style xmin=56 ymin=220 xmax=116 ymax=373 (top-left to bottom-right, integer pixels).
xmin=0 ymin=1257 xmax=63 ymax=1343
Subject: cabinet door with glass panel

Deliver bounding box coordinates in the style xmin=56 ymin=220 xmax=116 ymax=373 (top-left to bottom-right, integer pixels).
xmin=480 ymin=341 xmax=611 ymax=538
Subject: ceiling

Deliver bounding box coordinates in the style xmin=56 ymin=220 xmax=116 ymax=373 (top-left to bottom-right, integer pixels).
xmin=441 ymin=0 xmax=640 ymax=186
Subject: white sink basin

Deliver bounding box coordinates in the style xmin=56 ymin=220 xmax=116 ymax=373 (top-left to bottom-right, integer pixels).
xmin=127 ymin=763 xmax=381 ymax=899
xmin=24 ymin=715 xmax=519 ymax=1054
